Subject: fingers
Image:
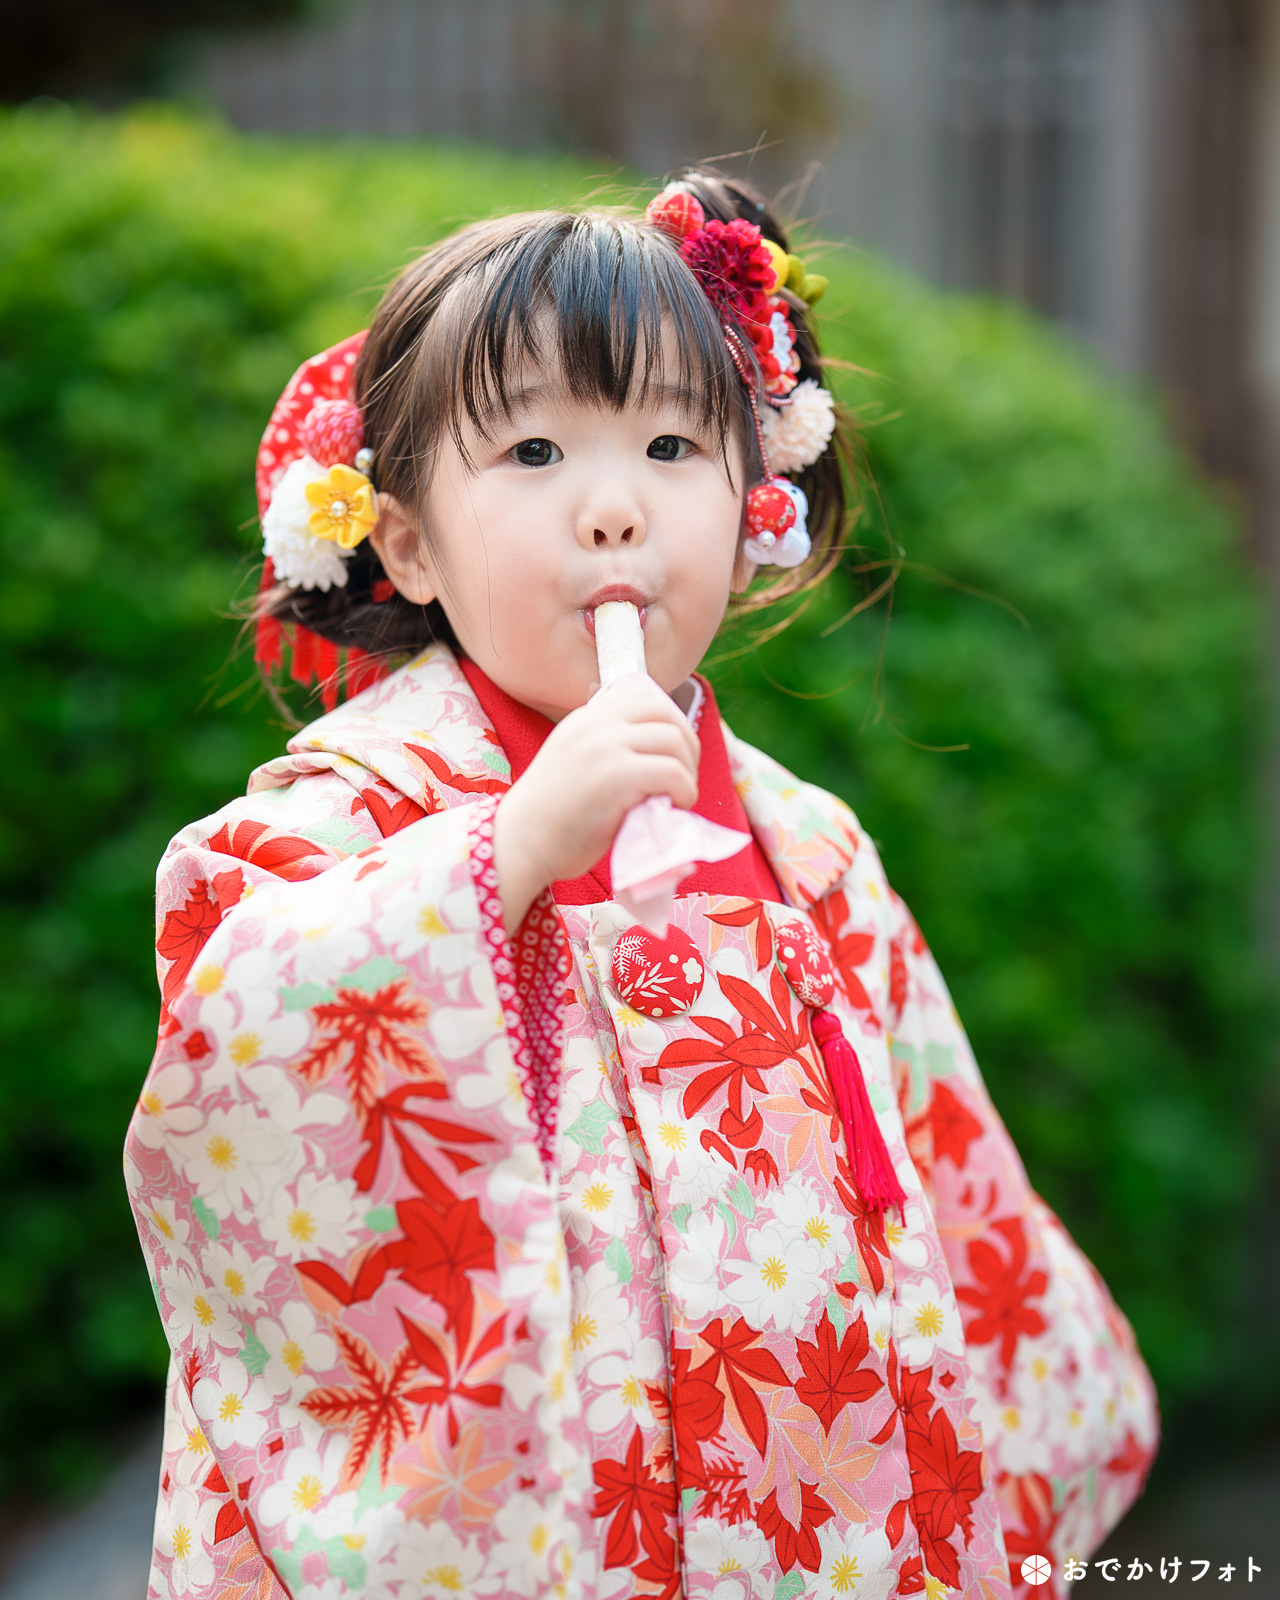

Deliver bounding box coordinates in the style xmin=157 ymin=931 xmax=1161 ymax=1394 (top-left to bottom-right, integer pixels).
xmin=586 ymin=681 xmax=700 ymax=766
xmin=620 ymin=753 xmax=699 ymax=812
xmin=619 ymin=721 xmax=698 ymax=764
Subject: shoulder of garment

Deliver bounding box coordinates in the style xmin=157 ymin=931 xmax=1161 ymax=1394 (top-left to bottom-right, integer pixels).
xmin=232 ymin=639 xmax=880 ymax=919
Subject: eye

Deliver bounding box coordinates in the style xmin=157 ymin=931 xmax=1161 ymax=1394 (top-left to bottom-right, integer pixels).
xmin=510 ymin=437 xmax=562 ymax=467
xmin=647 ymin=434 xmax=695 ymax=462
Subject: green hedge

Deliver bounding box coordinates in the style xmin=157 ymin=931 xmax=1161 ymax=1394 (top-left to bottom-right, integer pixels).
xmin=0 ymin=105 xmax=1270 ymax=1502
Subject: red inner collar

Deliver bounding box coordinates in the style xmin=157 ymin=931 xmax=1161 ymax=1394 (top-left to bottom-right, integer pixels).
xmin=459 ymin=657 xmax=781 ymax=907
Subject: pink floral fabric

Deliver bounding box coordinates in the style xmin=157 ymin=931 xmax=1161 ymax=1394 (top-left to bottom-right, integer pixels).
xmin=126 ymin=644 xmax=1157 ymax=1600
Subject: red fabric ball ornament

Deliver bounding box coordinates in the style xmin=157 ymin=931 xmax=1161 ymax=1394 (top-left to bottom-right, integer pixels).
xmin=612 ymin=924 xmax=705 ymax=1019
xmin=302 ymin=398 xmax=365 ymax=467
xmin=645 ymin=188 xmax=706 ymax=241
xmin=773 ymin=918 xmax=837 ymax=1009
xmin=745 ymin=482 xmax=797 ymax=543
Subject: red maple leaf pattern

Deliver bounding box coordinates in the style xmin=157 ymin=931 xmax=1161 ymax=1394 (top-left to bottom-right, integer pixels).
xmin=887 ymin=1348 xmax=987 ymax=1589
xmin=592 ymin=1426 xmax=678 ymax=1572
xmin=658 ymin=1343 xmax=725 ymax=1488
xmin=294 ymin=979 xmax=439 ymax=1128
xmin=1000 ymin=1473 xmax=1063 ymax=1596
xmin=693 ymin=1316 xmax=790 ymax=1455
xmin=650 ymin=966 xmax=812 ymax=1187
xmin=888 ymin=933 xmax=909 ymax=1018
xmin=398 ymin=1311 xmax=505 ymax=1447
xmin=955 ymin=1216 xmax=1049 ymax=1372
xmin=298 ymin=1325 xmax=419 ymax=1490
xmin=706 ymin=898 xmax=774 ymax=969
xmin=404 ymin=742 xmax=508 ymax=799
xmin=833 ymin=1171 xmax=892 ymax=1296
xmin=156 ymin=867 xmax=244 ymax=1008
xmin=354 ymin=784 xmax=429 ymax=836
xmin=793 ymin=1310 xmax=883 ymax=1433
xmin=360 ymin=1195 xmax=497 ymax=1355
xmin=755 ymin=1479 xmax=836 ymax=1572
xmin=354 ymin=1080 xmax=495 ymax=1195
xmin=929 ymin=1079 xmax=984 ymax=1169
xmin=810 ymin=886 xmax=880 ymax=1020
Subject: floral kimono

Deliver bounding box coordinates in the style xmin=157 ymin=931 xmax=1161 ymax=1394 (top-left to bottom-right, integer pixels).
xmin=125 ymin=643 xmax=1157 ymax=1600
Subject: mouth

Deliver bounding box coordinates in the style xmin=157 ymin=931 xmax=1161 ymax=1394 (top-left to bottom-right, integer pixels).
xmin=583 ymin=584 xmax=649 ymax=636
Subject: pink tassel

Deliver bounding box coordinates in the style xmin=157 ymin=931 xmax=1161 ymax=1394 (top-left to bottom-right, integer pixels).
xmin=811 ymin=1009 xmax=907 ymax=1212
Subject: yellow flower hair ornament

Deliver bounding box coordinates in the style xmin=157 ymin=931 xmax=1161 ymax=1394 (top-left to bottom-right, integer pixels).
xmin=304 ymin=462 xmax=377 ymax=550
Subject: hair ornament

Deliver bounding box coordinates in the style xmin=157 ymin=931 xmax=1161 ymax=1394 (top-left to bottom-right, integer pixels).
xmin=646 ymin=183 xmax=830 ymax=566
xmin=744 ymin=477 xmax=811 ymax=568
xmin=761 ymin=378 xmax=837 ymax=474
xmin=253 ymin=331 xmax=387 ymax=708
xmin=647 ymin=183 xmax=801 ymax=399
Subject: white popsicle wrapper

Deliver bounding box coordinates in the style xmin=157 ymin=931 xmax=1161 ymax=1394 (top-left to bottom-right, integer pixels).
xmin=594 ymin=600 xmax=647 ymax=685
xmin=593 ymin=601 xmax=749 ymax=932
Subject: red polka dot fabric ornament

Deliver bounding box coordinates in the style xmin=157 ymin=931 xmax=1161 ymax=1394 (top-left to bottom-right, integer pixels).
xmin=253 ymin=330 xmax=387 ymax=711
xmin=773 ymin=918 xmax=836 ymax=1009
xmin=611 ymin=924 xmax=706 ymax=1019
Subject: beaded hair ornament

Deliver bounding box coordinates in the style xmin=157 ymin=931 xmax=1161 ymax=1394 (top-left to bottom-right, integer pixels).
xmin=253 ymin=187 xmax=838 ymax=705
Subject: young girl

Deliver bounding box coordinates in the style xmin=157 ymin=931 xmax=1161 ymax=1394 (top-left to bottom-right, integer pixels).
xmin=125 ymin=170 xmax=1157 ymax=1600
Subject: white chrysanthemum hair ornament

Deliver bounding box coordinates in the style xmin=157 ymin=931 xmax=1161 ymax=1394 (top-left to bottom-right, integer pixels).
xmin=644 ymin=184 xmax=838 ymax=571
xmin=253 ymin=332 xmax=387 ymax=708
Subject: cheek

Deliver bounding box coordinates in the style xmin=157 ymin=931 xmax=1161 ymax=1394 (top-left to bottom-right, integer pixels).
xmin=684 ymin=471 xmax=745 ymax=565
xmin=427 ymin=479 xmax=562 ymax=626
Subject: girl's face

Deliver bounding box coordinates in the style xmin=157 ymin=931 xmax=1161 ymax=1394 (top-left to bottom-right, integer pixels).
xmin=371 ymin=356 xmax=753 ymax=721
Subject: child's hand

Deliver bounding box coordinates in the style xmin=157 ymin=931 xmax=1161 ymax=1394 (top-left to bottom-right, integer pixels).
xmin=493 ymin=680 xmax=700 ymax=933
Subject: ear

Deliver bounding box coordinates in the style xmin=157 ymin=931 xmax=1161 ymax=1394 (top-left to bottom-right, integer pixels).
xmin=368 ymin=494 xmax=438 ymax=605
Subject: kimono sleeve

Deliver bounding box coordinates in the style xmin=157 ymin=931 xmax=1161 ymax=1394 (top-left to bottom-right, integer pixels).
xmin=125 ymin=796 xmax=582 ymax=1600
xmin=884 ymin=890 xmax=1159 ymax=1577
xmin=153 ymin=768 xmax=386 ymax=1035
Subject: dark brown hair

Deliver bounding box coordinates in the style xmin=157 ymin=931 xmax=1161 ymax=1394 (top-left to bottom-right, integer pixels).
xmin=263 ymin=166 xmax=852 ymax=659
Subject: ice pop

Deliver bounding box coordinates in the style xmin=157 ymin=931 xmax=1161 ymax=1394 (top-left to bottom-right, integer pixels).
xmin=592 ymin=598 xmax=750 ymax=932
xmin=594 ymin=600 xmax=646 ymax=685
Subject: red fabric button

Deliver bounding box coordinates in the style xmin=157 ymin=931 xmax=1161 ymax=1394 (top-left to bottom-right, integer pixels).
xmin=774 ymin=917 xmax=836 ymax=1009
xmin=611 ymin=925 xmax=705 ymax=1018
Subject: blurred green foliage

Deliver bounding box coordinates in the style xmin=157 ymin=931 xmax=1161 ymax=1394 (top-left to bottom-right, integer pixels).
xmin=0 ymin=105 xmax=1270 ymax=1503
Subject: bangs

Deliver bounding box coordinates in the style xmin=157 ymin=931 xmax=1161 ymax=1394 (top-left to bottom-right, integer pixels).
xmin=413 ymin=212 xmax=750 ymax=471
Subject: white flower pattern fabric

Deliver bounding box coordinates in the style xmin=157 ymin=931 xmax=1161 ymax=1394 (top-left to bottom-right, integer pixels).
xmin=126 ymin=643 xmax=1157 ymax=1600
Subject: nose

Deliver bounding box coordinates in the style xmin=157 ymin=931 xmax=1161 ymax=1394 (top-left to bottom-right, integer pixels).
xmin=575 ymin=483 xmax=647 ymax=551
